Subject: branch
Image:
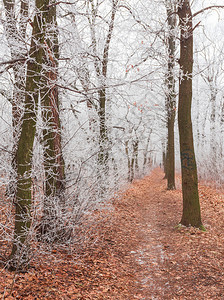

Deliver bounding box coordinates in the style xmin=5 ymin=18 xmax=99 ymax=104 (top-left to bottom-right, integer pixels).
xmin=57 ymin=71 xmax=155 ymax=94
xmin=102 ymin=1 xmax=117 ymax=77
xmin=119 ymin=4 xmax=150 ymax=31
xmin=192 ymin=21 xmax=201 ymax=33
xmin=113 ymin=126 xmax=125 ymax=131
xmin=0 ymin=146 xmax=12 ymax=154
xmin=47 ymin=1 xmax=76 ymax=8
xmin=0 ymin=58 xmax=26 ymax=66
xmin=193 ymin=5 xmax=224 ymax=18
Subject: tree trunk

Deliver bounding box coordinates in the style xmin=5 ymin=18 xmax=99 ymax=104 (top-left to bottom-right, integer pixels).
xmin=125 ymin=141 xmax=131 ymax=181
xmin=210 ymin=87 xmax=217 ymax=167
xmin=166 ymin=2 xmax=176 ymax=190
xmin=3 ymin=0 xmax=28 ymax=198
xmin=162 ymin=143 xmax=167 ymax=179
xmin=97 ymin=87 xmax=109 ymax=169
xmin=36 ymin=1 xmax=66 ymax=242
xmin=143 ymin=135 xmax=151 ymax=173
xmin=9 ymin=0 xmax=47 ymax=270
xmin=89 ymin=0 xmax=117 ymax=175
xmin=133 ymin=139 xmax=139 ymax=174
xmin=177 ymin=0 xmax=203 ymax=228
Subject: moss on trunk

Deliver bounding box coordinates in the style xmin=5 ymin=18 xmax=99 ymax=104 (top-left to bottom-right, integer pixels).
xmin=9 ymin=0 xmax=52 ymax=270
xmin=177 ymin=0 xmax=202 ymax=228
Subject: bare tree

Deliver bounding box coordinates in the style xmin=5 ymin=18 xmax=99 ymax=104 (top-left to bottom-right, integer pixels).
xmin=177 ymin=0 xmax=202 ymax=228
xmin=165 ymin=0 xmax=177 ymax=190
xmin=3 ymin=0 xmax=29 ymax=197
xmin=177 ymin=0 xmax=224 ymax=228
xmin=37 ymin=0 xmax=66 ymax=242
xmin=8 ymin=0 xmax=66 ymax=270
xmin=86 ymin=0 xmax=119 ymax=173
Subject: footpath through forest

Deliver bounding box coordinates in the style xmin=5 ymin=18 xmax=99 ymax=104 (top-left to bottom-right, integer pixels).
xmin=1 ymin=168 xmax=224 ymax=299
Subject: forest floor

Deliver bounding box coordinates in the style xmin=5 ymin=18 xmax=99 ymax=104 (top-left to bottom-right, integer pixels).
xmin=0 ymin=168 xmax=224 ymax=299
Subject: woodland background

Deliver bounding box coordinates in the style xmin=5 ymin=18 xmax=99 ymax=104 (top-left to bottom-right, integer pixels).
xmin=0 ymin=0 xmax=223 ymax=273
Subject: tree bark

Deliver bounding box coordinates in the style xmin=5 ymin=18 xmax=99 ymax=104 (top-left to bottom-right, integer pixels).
xmin=3 ymin=0 xmax=28 ymax=198
xmin=42 ymin=2 xmax=65 ymax=199
xmin=9 ymin=0 xmax=47 ymax=270
xmin=166 ymin=2 xmax=176 ymax=190
xmin=210 ymin=86 xmax=217 ymax=166
xmin=177 ymin=0 xmax=203 ymax=228
xmin=34 ymin=0 xmax=66 ymax=242
xmin=162 ymin=144 xmax=167 ymax=179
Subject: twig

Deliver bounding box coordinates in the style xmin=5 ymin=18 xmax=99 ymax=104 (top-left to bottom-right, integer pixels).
xmin=0 ymin=58 xmax=26 ymax=66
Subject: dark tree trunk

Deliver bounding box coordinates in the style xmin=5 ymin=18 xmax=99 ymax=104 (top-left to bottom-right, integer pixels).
xmin=36 ymin=1 xmax=66 ymax=242
xmin=177 ymin=0 xmax=203 ymax=228
xmin=3 ymin=0 xmax=28 ymax=198
xmin=43 ymin=2 xmax=65 ymax=200
xmin=97 ymin=87 xmax=109 ymax=169
xmin=125 ymin=141 xmax=132 ymax=181
xmin=166 ymin=2 xmax=176 ymax=190
xmin=210 ymin=87 xmax=217 ymax=167
xmin=9 ymin=0 xmax=47 ymax=270
xmin=162 ymin=145 xmax=167 ymax=179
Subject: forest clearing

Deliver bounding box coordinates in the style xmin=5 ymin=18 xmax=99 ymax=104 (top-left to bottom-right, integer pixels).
xmin=1 ymin=168 xmax=223 ymax=299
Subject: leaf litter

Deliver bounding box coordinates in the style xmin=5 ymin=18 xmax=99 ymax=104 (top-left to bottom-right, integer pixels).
xmin=0 ymin=168 xmax=223 ymax=299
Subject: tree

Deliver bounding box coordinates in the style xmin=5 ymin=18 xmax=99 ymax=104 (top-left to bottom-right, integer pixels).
xmin=177 ymin=0 xmax=224 ymax=228
xmin=165 ymin=0 xmax=177 ymax=190
xmin=9 ymin=0 xmax=58 ymax=270
xmin=177 ymin=0 xmax=202 ymax=228
xmin=198 ymin=43 xmax=224 ymax=169
xmin=3 ymin=0 xmax=29 ymax=197
xmin=38 ymin=0 xmax=66 ymax=242
xmin=4 ymin=0 xmax=223 ymax=272
xmin=87 ymin=0 xmax=119 ymax=173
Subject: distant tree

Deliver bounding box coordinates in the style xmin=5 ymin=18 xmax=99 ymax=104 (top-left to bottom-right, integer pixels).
xmin=87 ymin=0 xmax=119 ymax=174
xmin=199 ymin=43 xmax=224 ymax=168
xmin=62 ymin=0 xmax=119 ymax=181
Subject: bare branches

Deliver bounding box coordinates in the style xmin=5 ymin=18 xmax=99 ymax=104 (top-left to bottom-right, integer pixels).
xmin=119 ymin=4 xmax=150 ymax=31
xmin=102 ymin=0 xmax=118 ymax=77
xmin=193 ymin=5 xmax=224 ymax=19
xmin=47 ymin=1 xmax=76 ymax=8
xmin=0 ymin=58 xmax=27 ymax=66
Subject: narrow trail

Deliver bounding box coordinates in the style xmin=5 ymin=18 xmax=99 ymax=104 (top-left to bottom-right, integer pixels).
xmin=1 ymin=168 xmax=223 ymax=299
xmin=113 ymin=168 xmax=224 ymax=299
xmin=110 ymin=167 xmax=185 ymax=299
xmin=124 ymin=169 xmax=178 ymax=299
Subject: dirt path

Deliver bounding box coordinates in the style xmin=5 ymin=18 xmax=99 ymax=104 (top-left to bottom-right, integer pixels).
xmin=1 ymin=168 xmax=224 ymax=299
xmin=114 ymin=168 xmax=224 ymax=299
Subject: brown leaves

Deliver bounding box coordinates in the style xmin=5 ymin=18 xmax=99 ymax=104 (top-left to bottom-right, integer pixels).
xmin=0 ymin=168 xmax=223 ymax=299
